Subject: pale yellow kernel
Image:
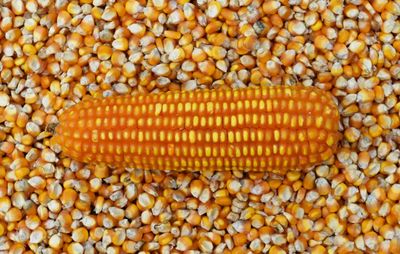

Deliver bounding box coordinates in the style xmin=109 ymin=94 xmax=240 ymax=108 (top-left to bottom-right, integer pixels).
xmin=216 ymin=116 xmax=222 ymax=127
xmin=111 ymin=118 xmax=118 ymax=127
xmin=268 ymin=115 xmax=274 ymax=125
xmin=321 ymin=149 xmax=332 ymax=160
xmin=73 ymin=140 xmax=82 ymax=151
xmin=177 ymin=117 xmax=184 ymax=127
xmin=169 ymin=104 xmax=175 ymax=113
xmin=212 ymin=132 xmax=219 ymax=142
xmin=244 ymin=100 xmax=250 ymax=110
xmin=100 ymin=132 xmax=106 ymax=140
xmin=273 ymin=144 xmax=278 ymax=154
xmin=193 ymin=116 xmax=199 ymax=126
xmin=243 ymin=130 xmax=249 ymax=141
xmin=235 ymin=147 xmax=241 ymax=157
xmin=95 ymin=118 xmax=102 ymax=127
xmin=206 ymin=102 xmax=214 ymax=113
xmin=127 ymin=119 xmax=134 ymax=127
xmin=205 ymin=147 xmax=212 ymax=157
xmin=316 ymin=116 xmax=323 ymax=128
xmin=184 ymin=102 xmax=191 ymax=112
xmin=260 ymin=115 xmax=266 ymax=125
xmin=243 ymin=147 xmax=249 ymax=157
xmin=235 ymin=131 xmax=242 ymax=142
xmin=259 ymin=100 xmax=265 ymax=110
xmin=257 ymin=145 xmax=263 ymax=156
xmin=177 ymin=103 xmax=184 ymax=113
xmin=220 ymin=132 xmax=226 ymax=142
xmin=155 ymin=103 xmax=162 ymax=115
xmin=231 ymin=115 xmax=237 ymax=127
xmin=274 ymin=130 xmax=280 ymax=141
xmin=283 ymin=113 xmax=290 ymax=125
xmin=189 ymin=131 xmax=196 ymax=143
xmin=208 ymin=117 xmax=214 ymax=127
xmin=298 ymin=115 xmax=304 ymax=126
xmin=167 ymin=132 xmax=174 ymax=142
xmin=138 ymin=131 xmax=144 ymax=142
xmin=298 ymin=132 xmax=306 ymax=142
xmin=237 ymin=114 xmax=244 ymax=125
xmin=199 ymin=103 xmax=205 ymax=113
xmin=91 ymin=130 xmax=99 ymax=142
xmin=200 ymin=117 xmax=206 ymax=127
xmin=228 ymin=131 xmax=235 ymax=143
xmin=174 ymin=132 xmax=181 ymax=143
xmin=326 ymin=135 xmax=335 ymax=146
xmin=205 ymin=132 xmax=211 ymax=142
xmin=279 ymin=146 xmax=285 ymax=155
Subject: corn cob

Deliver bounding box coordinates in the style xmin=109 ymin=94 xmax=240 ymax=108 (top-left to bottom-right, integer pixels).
xmin=54 ymin=86 xmax=340 ymax=173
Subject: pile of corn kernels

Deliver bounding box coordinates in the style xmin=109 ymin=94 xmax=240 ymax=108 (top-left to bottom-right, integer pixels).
xmin=0 ymin=0 xmax=400 ymax=253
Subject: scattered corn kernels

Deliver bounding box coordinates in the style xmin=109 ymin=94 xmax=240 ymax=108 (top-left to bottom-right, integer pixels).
xmin=0 ymin=0 xmax=400 ymax=253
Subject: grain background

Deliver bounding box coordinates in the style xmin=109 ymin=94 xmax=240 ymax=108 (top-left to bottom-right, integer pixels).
xmin=0 ymin=0 xmax=400 ymax=253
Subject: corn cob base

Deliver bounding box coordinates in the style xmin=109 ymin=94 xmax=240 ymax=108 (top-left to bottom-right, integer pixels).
xmin=54 ymin=86 xmax=340 ymax=173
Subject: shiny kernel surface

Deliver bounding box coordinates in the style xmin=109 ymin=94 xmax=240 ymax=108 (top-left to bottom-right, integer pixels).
xmin=55 ymin=86 xmax=340 ymax=173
